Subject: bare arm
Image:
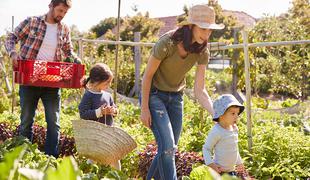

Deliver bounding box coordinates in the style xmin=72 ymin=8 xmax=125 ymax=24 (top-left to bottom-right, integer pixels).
xmin=140 ymin=55 xmax=161 ymax=128
xmin=194 ymin=64 xmax=214 ymax=115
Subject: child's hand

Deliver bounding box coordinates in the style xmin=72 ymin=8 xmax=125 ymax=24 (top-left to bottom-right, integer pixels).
xmin=101 ymin=105 xmax=118 ymax=116
xmin=208 ymin=163 xmax=224 ymax=174
xmin=110 ymin=105 xmax=118 ymax=116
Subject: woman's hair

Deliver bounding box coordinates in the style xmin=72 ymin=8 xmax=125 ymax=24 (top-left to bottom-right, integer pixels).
xmin=82 ymin=63 xmax=113 ymax=88
xmin=170 ymin=25 xmax=207 ymax=54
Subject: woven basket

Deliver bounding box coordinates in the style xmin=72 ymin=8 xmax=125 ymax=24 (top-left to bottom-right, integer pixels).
xmin=72 ymin=120 xmax=137 ymax=165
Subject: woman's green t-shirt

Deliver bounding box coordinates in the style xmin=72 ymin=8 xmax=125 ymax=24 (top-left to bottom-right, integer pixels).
xmin=151 ymin=33 xmax=209 ymax=92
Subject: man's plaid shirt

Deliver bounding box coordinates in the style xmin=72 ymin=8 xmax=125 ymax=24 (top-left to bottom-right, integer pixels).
xmin=5 ymin=14 xmax=78 ymax=61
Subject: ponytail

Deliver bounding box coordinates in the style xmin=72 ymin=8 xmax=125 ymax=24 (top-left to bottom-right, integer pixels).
xmin=82 ymin=76 xmax=90 ymax=89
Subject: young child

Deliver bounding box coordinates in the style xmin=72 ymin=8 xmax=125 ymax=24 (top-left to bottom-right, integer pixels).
xmin=78 ymin=63 xmax=120 ymax=170
xmin=203 ymin=94 xmax=246 ymax=177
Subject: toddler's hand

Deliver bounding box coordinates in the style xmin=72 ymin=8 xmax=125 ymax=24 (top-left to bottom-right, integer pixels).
xmin=208 ymin=163 xmax=223 ymax=174
xmin=236 ymin=164 xmax=245 ymax=171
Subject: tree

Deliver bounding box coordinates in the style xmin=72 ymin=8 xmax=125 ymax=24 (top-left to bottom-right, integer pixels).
xmin=119 ymin=12 xmax=163 ymax=42
xmin=90 ymin=17 xmax=119 ymax=38
xmin=208 ymin=0 xmax=237 ymax=41
xmin=247 ymin=0 xmax=310 ymax=99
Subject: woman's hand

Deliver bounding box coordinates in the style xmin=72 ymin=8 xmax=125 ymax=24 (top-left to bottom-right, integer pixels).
xmin=140 ymin=56 xmax=161 ymax=129
xmin=208 ymin=163 xmax=224 ymax=174
xmin=140 ymin=108 xmax=152 ymax=128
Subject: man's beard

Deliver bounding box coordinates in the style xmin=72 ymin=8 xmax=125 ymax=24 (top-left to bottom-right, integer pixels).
xmin=53 ymin=17 xmax=62 ymax=23
xmin=51 ymin=10 xmax=63 ymax=23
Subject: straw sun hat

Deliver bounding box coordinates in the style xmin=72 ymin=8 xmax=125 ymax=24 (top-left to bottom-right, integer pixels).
xmin=72 ymin=120 xmax=137 ymax=165
xmin=178 ymin=4 xmax=225 ymax=30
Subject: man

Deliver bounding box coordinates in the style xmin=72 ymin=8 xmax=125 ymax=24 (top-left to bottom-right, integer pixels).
xmin=5 ymin=0 xmax=80 ymax=157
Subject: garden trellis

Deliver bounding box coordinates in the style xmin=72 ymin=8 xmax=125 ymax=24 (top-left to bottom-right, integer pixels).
xmin=1 ymin=31 xmax=309 ymax=152
xmin=72 ymin=34 xmax=310 ymax=152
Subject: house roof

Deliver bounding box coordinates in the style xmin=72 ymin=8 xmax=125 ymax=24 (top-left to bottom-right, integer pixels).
xmin=222 ymin=10 xmax=257 ymax=28
xmin=155 ymin=16 xmax=178 ymax=37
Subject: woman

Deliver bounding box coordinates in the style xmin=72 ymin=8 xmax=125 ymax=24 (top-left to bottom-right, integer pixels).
xmin=140 ymin=4 xmax=224 ymax=180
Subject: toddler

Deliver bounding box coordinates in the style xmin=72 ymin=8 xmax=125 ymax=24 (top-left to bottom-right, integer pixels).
xmin=203 ymin=94 xmax=246 ymax=176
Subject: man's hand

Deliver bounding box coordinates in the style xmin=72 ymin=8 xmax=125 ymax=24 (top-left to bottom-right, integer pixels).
xmin=74 ymin=57 xmax=81 ymax=64
xmin=10 ymin=52 xmax=19 ymax=67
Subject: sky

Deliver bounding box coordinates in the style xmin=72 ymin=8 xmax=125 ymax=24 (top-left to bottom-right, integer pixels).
xmin=0 ymin=0 xmax=293 ymax=36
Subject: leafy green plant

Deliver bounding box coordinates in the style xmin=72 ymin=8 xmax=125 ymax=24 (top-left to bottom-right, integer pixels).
xmin=0 ymin=145 xmax=27 ymax=180
xmin=138 ymin=143 xmax=204 ymax=178
xmin=244 ymin=122 xmax=310 ymax=179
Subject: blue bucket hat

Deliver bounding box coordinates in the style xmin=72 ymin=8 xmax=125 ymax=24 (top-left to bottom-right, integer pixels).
xmin=213 ymin=94 xmax=244 ymax=121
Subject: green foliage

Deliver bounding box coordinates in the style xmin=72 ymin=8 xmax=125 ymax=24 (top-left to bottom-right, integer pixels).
xmin=0 ymin=137 xmax=60 ymax=180
xmin=0 ymin=93 xmax=310 ymax=179
xmin=189 ymin=165 xmax=240 ymax=180
xmin=289 ymin=0 xmax=310 ymax=34
xmin=180 ymin=96 xmax=213 ymax=152
xmin=281 ymin=98 xmax=299 ymax=108
xmin=189 ymin=165 xmax=221 ymax=180
xmin=91 ymin=17 xmax=118 ymax=38
xmin=252 ymin=96 xmax=269 ymax=109
xmin=105 ymin=169 xmax=128 ymax=180
xmin=120 ymin=12 xmax=163 ymax=42
xmin=176 ymin=5 xmax=189 ymax=24
xmin=0 ymin=145 xmax=27 ymax=180
xmin=247 ymin=0 xmax=310 ymax=98
xmin=103 ymin=12 xmax=162 ymax=43
xmin=246 ymin=122 xmax=310 ymax=179
xmin=44 ymin=156 xmax=80 ymax=180
xmin=208 ymin=0 xmax=237 ymax=41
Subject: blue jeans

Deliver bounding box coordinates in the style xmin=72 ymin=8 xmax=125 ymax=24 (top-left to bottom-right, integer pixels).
xmin=19 ymin=85 xmax=61 ymax=157
xmin=146 ymin=88 xmax=183 ymax=180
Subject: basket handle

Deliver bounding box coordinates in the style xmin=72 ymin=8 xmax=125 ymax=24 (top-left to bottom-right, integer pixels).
xmin=46 ymin=64 xmax=61 ymax=70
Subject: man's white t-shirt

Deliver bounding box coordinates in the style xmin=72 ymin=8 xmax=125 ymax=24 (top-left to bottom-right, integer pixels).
xmin=37 ymin=22 xmax=58 ymax=61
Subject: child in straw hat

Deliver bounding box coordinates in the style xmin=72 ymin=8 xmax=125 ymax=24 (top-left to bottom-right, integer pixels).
xmin=203 ymin=94 xmax=248 ymax=178
xmin=78 ymin=63 xmax=121 ymax=170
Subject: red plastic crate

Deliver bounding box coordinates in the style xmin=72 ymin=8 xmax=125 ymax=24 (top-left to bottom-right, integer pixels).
xmin=14 ymin=60 xmax=85 ymax=88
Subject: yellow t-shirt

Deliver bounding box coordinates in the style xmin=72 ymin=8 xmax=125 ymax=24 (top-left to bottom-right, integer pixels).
xmin=151 ymin=33 xmax=209 ymax=92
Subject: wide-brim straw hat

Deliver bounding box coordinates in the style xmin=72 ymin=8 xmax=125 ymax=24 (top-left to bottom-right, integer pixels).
xmin=178 ymin=4 xmax=225 ymax=30
xmin=72 ymin=120 xmax=137 ymax=165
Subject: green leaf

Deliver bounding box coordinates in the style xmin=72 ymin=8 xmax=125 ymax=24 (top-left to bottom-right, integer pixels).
xmin=18 ymin=168 xmax=44 ymax=180
xmin=105 ymin=170 xmax=128 ymax=180
xmin=44 ymin=156 xmax=80 ymax=180
xmin=189 ymin=165 xmax=221 ymax=180
xmin=0 ymin=145 xmax=27 ymax=180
